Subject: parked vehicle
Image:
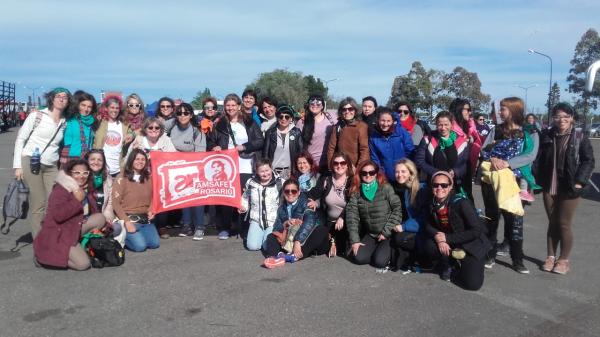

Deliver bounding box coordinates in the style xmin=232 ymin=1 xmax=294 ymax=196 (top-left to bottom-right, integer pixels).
xmin=588 ymin=123 xmax=600 ymax=138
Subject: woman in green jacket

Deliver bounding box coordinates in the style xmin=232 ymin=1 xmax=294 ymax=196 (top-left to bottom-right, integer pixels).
xmin=346 ymin=160 xmax=403 ymax=271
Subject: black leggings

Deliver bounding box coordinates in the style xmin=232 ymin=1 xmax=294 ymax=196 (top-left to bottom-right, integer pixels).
xmin=352 ymin=235 xmax=392 ymax=268
xmin=390 ymin=231 xmax=417 ymax=270
xmin=423 ymin=239 xmax=484 ymax=291
xmin=263 ymin=225 xmax=330 ymax=258
xmin=216 ymin=173 xmax=253 ymax=234
xmin=481 ymin=182 xmax=524 ymax=261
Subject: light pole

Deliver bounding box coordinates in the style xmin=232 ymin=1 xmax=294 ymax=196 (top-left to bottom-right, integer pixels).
xmin=515 ymin=84 xmax=538 ymax=113
xmin=528 ymin=49 xmax=552 ymax=123
xmin=22 ymin=85 xmax=44 ymax=108
xmin=323 ymin=78 xmax=338 ymax=110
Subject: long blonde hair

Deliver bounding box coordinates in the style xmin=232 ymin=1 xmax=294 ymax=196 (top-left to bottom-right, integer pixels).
xmin=395 ymin=158 xmax=419 ymax=207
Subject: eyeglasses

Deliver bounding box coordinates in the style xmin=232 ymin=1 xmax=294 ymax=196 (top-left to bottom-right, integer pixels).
xmin=283 ymin=189 xmax=299 ymax=195
xmin=71 ymin=170 xmax=90 ymax=177
xmin=176 ymin=111 xmax=191 ymax=117
xmin=146 ymin=125 xmax=161 ymax=130
xmin=432 ymin=183 xmax=451 ymax=189
xmin=341 ymin=107 xmax=355 ymax=113
xmin=478 ymin=118 xmax=485 ymax=121
xmin=360 ymin=170 xmax=377 ymax=177
xmin=332 ymin=160 xmax=347 ymax=167
xmin=398 ymin=109 xmax=410 ymax=114
xmin=203 ymin=106 xmax=216 ymax=111
xmin=309 ymin=100 xmax=323 ymax=106
xmin=160 ymin=105 xmax=172 ymax=109
xmin=55 ymin=95 xmax=69 ymax=101
xmin=128 ymin=103 xmax=141 ymax=108
xmin=278 ymin=114 xmax=292 ymax=120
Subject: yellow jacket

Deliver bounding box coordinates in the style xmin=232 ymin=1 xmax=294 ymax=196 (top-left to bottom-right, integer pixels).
xmin=480 ymin=161 xmax=524 ymax=216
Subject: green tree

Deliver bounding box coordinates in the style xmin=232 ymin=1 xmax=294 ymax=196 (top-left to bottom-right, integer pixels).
xmin=567 ymin=28 xmax=600 ymax=114
xmin=436 ymin=66 xmax=491 ymax=113
xmin=304 ymin=75 xmax=328 ymax=98
xmin=190 ymin=88 xmax=212 ymax=110
xmin=547 ymin=82 xmax=561 ymax=111
xmin=388 ymin=61 xmax=433 ymax=113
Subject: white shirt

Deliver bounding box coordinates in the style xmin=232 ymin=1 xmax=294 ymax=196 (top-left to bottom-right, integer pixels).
xmin=103 ymin=121 xmax=124 ymax=175
xmin=228 ymin=122 xmax=253 ymax=174
xmin=13 ymin=108 xmax=65 ymax=168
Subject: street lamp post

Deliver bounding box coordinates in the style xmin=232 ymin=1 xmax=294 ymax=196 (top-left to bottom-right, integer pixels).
xmin=323 ymin=78 xmax=338 ymax=110
xmin=515 ymin=84 xmax=538 ymax=113
xmin=22 ymin=85 xmax=44 ymax=108
xmin=528 ymin=49 xmax=552 ymax=124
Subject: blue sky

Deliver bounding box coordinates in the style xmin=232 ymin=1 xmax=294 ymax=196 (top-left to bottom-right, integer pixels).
xmin=2 ymin=0 xmax=599 ymax=113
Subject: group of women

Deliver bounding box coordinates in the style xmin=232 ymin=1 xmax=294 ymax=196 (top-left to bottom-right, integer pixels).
xmin=13 ymin=87 xmax=594 ymax=291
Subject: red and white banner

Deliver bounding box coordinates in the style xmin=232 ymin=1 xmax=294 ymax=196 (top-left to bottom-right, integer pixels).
xmin=150 ymin=150 xmax=241 ymax=214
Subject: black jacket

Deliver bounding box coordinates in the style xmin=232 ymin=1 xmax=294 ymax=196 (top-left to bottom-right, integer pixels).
xmin=424 ymin=195 xmax=490 ymax=260
xmin=262 ymin=125 xmax=304 ymax=166
xmin=534 ymin=127 xmax=595 ymax=198
xmin=208 ymin=117 xmax=264 ymax=159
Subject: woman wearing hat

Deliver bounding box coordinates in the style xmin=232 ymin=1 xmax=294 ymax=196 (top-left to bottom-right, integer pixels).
xmin=262 ymin=105 xmax=304 ymax=180
xmin=423 ymin=171 xmax=490 ymax=290
xmin=534 ymin=103 xmax=595 ymax=274
xmin=13 ymin=87 xmax=71 ymax=237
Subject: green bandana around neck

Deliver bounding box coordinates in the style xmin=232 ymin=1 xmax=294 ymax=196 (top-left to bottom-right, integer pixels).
xmin=439 ymin=130 xmax=457 ymax=150
xmin=79 ymin=114 xmax=95 ymax=126
xmin=361 ymin=180 xmax=378 ymax=201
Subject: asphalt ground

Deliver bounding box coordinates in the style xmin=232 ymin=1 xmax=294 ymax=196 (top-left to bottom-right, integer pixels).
xmin=0 ymin=128 xmax=599 ymax=337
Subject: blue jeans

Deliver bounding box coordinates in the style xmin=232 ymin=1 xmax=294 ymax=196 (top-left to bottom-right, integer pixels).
xmin=246 ymin=221 xmax=273 ymax=251
xmin=125 ymin=223 xmax=160 ymax=252
xmin=182 ymin=206 xmax=205 ymax=230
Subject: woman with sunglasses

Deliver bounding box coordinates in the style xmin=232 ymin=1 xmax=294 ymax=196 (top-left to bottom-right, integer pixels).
xmin=94 ymin=95 xmax=135 ymax=178
xmin=423 ymin=171 xmax=489 ymax=290
xmin=534 ymin=103 xmax=594 ymax=275
xmin=156 ymin=97 xmax=176 ymax=122
xmin=208 ymin=93 xmax=264 ymax=240
xmin=112 ymin=149 xmax=159 ymax=252
xmin=262 ymin=105 xmax=303 ymax=180
xmin=395 ymin=101 xmax=431 ymax=147
xmin=327 ymin=97 xmax=370 ymax=169
xmin=474 ymin=113 xmax=491 ymax=142
xmin=33 ymin=159 xmax=106 ymax=270
xmin=198 ymin=96 xmax=220 ymax=134
xmin=60 ymin=91 xmax=97 ymax=165
xmin=297 ymin=94 xmax=337 ymax=171
xmin=346 ymin=161 xmax=402 ymax=271
xmin=259 ymin=96 xmax=278 ymax=134
xmin=307 ymin=152 xmax=354 ymax=257
xmin=124 ymin=93 xmax=146 ymax=135
xmin=165 ymin=103 xmax=207 ymax=240
xmin=126 ymin=117 xmax=176 ymax=160
xmin=291 ymin=151 xmax=320 ymax=192
xmin=369 ymin=107 xmax=414 ymax=182
xmin=262 ymin=179 xmax=330 ymax=268
xmin=14 ymin=87 xmax=71 ymax=237
xmin=85 ymin=149 xmax=114 ymax=223
xmin=415 ymin=111 xmax=469 ymax=185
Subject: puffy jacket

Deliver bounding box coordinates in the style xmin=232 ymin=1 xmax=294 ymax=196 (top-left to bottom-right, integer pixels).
xmin=272 ymin=193 xmax=321 ymax=245
xmin=369 ymin=125 xmax=415 ymax=182
xmin=262 ymin=125 xmax=304 ymax=166
xmin=345 ymin=183 xmax=403 ymax=244
xmin=415 ymin=131 xmax=469 ymax=181
xmin=241 ymin=175 xmax=285 ymax=229
xmin=208 ymin=117 xmax=264 ymax=159
xmin=534 ymin=127 xmax=595 ymax=198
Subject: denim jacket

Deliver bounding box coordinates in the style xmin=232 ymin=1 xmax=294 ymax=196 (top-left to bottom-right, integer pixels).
xmin=272 ymin=193 xmax=320 ymax=245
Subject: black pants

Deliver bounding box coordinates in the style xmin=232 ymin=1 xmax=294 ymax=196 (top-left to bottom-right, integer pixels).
xmin=263 ymin=225 xmax=330 ymax=258
xmin=481 ymin=182 xmax=524 ymax=261
xmin=390 ymin=232 xmax=417 ymax=270
xmin=216 ymin=173 xmax=252 ymax=235
xmin=352 ymin=235 xmax=392 ymax=268
xmin=154 ymin=209 xmax=182 ymax=229
xmin=326 ymin=219 xmax=349 ymax=257
xmin=459 ymin=164 xmax=474 ymax=202
xmin=423 ymin=239 xmax=484 ymax=291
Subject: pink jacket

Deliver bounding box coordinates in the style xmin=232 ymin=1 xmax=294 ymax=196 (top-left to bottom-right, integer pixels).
xmin=452 ymin=119 xmax=482 ymax=172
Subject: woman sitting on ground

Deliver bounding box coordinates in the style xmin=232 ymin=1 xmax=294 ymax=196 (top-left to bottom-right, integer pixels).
xmin=33 ymin=159 xmax=106 ymax=270
xmin=346 ymin=160 xmax=403 ymax=271
xmin=239 ymin=159 xmax=285 ymax=251
xmin=112 ymin=149 xmax=158 ymax=252
xmin=291 ymin=151 xmax=320 ymax=193
xmin=262 ymin=179 xmax=330 ymax=268
xmin=423 ymin=171 xmax=490 ymax=290
xmin=85 ymin=149 xmax=114 ymax=223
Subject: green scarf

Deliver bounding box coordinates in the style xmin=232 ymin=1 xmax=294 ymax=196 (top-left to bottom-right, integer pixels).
xmin=80 ymin=113 xmax=95 ymax=127
xmin=439 ymin=130 xmax=457 ymax=150
xmin=361 ymin=180 xmax=378 ymax=201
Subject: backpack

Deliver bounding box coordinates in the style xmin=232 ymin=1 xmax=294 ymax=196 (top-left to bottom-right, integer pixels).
xmin=1 ymin=179 xmax=30 ymax=234
xmin=83 ymin=234 xmax=125 ymax=268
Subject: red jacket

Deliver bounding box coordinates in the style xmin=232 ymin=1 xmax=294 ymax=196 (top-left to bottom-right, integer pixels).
xmin=33 ymin=171 xmax=99 ymax=267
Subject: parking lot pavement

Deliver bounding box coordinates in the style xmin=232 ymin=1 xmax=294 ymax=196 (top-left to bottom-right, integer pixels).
xmin=0 ymin=128 xmax=599 ymax=337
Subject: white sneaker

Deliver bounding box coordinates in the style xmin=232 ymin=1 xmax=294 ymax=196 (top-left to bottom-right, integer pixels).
xmin=192 ymin=230 xmax=204 ymax=241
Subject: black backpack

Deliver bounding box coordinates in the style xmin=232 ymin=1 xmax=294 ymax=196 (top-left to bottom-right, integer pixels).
xmin=85 ymin=236 xmax=125 ymax=268
xmin=1 ymin=179 xmax=30 ymax=234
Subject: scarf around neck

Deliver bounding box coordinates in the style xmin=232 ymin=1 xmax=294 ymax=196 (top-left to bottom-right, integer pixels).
xmin=438 ymin=130 xmax=457 ymax=150
xmin=79 ymin=114 xmax=95 ymax=127
xmin=361 ymin=180 xmax=378 ymax=201
xmin=127 ymin=113 xmax=144 ymax=131
xmin=400 ymin=115 xmax=416 ymax=134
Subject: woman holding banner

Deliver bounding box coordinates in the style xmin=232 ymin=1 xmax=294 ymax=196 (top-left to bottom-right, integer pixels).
xmin=208 ymin=93 xmax=264 ymax=240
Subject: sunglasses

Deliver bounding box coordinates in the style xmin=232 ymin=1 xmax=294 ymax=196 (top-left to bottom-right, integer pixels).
xmin=478 ymin=118 xmax=485 ymax=121
xmin=128 ymin=103 xmax=141 ymax=108
xmin=71 ymin=170 xmax=90 ymax=177
xmin=146 ymin=125 xmax=161 ymax=130
xmin=284 ymin=189 xmax=299 ymax=195
xmin=278 ymin=114 xmax=292 ymax=120
xmin=399 ymin=109 xmax=410 ymax=114
xmin=432 ymin=183 xmax=451 ymax=189
xmin=360 ymin=170 xmax=377 ymax=177
xmin=341 ymin=107 xmax=355 ymax=113
xmin=203 ymin=106 xmax=216 ymax=110
xmin=332 ymin=160 xmax=347 ymax=167
xmin=176 ymin=111 xmax=191 ymax=117
xmin=160 ymin=105 xmax=172 ymax=109
xmin=309 ymin=100 xmax=323 ymax=106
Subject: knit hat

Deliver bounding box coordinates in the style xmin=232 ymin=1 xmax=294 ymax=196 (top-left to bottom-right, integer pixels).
xmin=431 ymin=171 xmax=454 ymax=185
xmin=276 ymin=105 xmax=296 ymax=118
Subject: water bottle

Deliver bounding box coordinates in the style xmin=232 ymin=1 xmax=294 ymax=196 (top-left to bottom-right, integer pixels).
xmin=30 ymin=147 xmax=41 ymax=175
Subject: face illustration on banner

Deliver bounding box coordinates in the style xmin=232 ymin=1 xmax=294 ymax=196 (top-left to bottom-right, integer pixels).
xmin=207 ymin=160 xmax=230 ymax=182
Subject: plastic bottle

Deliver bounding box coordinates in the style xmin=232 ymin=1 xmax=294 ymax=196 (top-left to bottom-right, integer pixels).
xmin=30 ymin=147 xmax=41 ymax=175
